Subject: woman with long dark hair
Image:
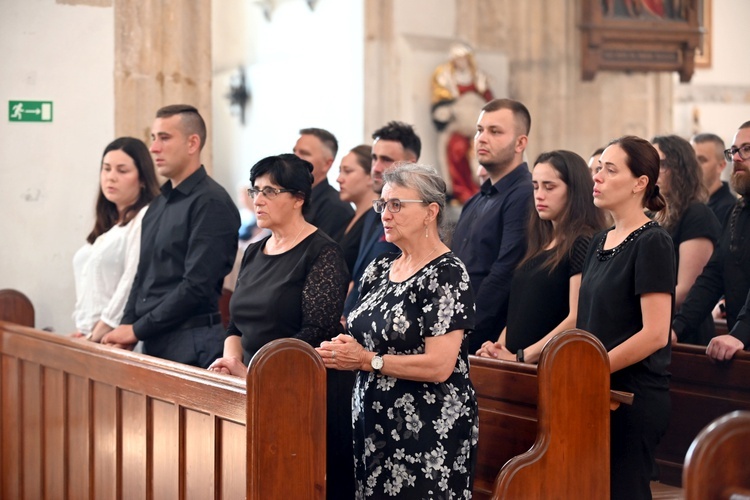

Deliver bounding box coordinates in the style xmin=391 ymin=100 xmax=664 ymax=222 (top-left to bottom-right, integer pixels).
xmin=476 ymin=150 xmax=606 ymax=363
xmin=72 ymin=137 xmax=159 ymax=340
xmin=651 ymin=134 xmax=720 ymax=345
xmin=578 ymin=136 xmax=676 ymax=499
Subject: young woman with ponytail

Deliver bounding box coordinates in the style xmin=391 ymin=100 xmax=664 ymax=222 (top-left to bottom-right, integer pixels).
xmin=577 ymin=136 xmax=676 ymax=500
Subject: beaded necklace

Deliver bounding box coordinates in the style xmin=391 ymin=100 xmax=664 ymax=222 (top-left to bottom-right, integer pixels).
xmin=596 ymin=220 xmax=658 ymax=261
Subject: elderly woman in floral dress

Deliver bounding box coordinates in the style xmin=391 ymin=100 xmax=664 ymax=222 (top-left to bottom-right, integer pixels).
xmin=317 ymin=164 xmax=478 ymax=498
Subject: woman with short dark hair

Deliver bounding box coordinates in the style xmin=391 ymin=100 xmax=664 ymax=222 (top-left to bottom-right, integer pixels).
xmin=208 ymin=153 xmax=352 ymax=500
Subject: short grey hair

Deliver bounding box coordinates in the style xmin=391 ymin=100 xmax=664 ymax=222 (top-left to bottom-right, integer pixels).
xmin=382 ymin=163 xmax=447 ymax=226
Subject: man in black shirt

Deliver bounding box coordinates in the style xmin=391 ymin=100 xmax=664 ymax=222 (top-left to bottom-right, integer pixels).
xmin=294 ymin=128 xmax=353 ymax=239
xmin=103 ymin=104 xmax=240 ymax=368
xmin=674 ymin=121 xmax=750 ymax=360
xmin=452 ymin=98 xmax=534 ymax=353
xmin=691 ymin=132 xmax=737 ymax=227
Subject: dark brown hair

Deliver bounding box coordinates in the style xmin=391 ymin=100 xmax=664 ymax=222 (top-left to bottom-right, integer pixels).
xmin=349 ymin=144 xmax=373 ymax=175
xmin=607 ymin=135 xmax=667 ymax=216
xmin=87 ymin=137 xmax=159 ymax=244
xmin=518 ymin=150 xmax=606 ymax=272
xmin=481 ymin=98 xmax=531 ymax=136
xmin=155 ymin=104 xmax=207 ymax=150
xmin=652 ymin=134 xmax=707 ymax=231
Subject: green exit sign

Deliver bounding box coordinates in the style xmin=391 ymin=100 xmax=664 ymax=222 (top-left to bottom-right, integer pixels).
xmin=9 ymin=101 xmax=53 ymax=122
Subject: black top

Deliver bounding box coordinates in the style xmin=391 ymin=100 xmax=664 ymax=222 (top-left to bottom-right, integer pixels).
xmin=124 ymin=166 xmax=240 ymax=339
xmin=578 ymin=222 xmax=676 ymax=391
xmin=343 ymin=208 xmax=398 ymax=316
xmin=451 ymin=163 xmax=533 ymax=348
xmin=227 ymin=230 xmax=349 ymax=362
xmin=673 ymin=198 xmax=750 ymax=348
xmin=337 ymin=213 xmax=367 ymax=275
xmin=669 ymin=202 xmax=720 ymax=345
xmin=505 ymin=236 xmax=591 ymax=353
xmin=708 ymin=181 xmax=737 ymax=228
xmin=306 ymin=179 xmax=354 ymax=241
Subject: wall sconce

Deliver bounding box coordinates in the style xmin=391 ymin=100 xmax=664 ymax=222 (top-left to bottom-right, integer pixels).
xmin=226 ymin=66 xmax=250 ymax=126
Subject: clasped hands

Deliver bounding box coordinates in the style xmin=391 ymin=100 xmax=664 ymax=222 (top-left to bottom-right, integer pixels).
xmin=316 ymin=334 xmax=366 ymax=371
xmin=475 ymin=340 xmax=516 ymax=361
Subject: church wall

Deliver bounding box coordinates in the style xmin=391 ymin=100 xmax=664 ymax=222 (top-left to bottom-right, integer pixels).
xmin=211 ymin=0 xmax=365 ymax=200
xmin=0 ymin=0 xmax=115 ymax=331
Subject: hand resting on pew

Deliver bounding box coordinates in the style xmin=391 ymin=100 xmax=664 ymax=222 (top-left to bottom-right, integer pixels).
xmin=101 ymin=324 xmax=138 ymax=351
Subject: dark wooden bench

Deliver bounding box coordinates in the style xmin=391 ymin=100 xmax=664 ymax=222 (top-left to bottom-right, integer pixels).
xmin=470 ymin=329 xmax=616 ymax=499
xmin=682 ymin=410 xmax=750 ymax=500
xmin=0 ymin=289 xmax=34 ymax=327
xmin=0 ymin=321 xmax=326 ymax=499
xmin=655 ymin=343 xmax=750 ymax=487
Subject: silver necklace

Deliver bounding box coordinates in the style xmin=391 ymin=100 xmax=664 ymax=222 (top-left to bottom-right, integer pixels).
xmin=271 ymin=225 xmax=304 ymax=253
xmin=405 ymin=244 xmax=439 ymax=275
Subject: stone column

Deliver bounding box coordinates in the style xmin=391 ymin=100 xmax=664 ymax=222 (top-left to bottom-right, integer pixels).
xmin=114 ymin=0 xmax=213 ymax=172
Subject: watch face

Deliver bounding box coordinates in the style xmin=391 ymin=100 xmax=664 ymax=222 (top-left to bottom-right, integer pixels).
xmin=371 ymin=355 xmax=384 ymax=370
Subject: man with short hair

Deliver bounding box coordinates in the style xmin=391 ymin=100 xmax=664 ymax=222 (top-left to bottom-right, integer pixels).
xmin=674 ymin=121 xmax=750 ymax=360
xmin=294 ymin=128 xmax=353 ymax=239
xmin=103 ymin=104 xmax=240 ymax=368
xmin=342 ymin=121 xmax=421 ymax=316
xmin=691 ymin=132 xmax=737 ymax=226
xmin=452 ymin=98 xmax=534 ymax=353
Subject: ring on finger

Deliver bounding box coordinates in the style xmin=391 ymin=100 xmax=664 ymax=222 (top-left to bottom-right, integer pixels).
xmin=332 ymin=350 xmax=336 ymax=359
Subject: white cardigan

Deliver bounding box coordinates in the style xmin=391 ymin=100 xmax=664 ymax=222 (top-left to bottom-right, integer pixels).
xmin=72 ymin=205 xmax=148 ymax=335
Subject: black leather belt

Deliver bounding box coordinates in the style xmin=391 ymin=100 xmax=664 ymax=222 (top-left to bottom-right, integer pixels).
xmin=179 ymin=312 xmax=222 ymax=330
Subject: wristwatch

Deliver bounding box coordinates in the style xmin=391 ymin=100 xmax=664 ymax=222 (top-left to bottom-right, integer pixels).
xmin=371 ymin=355 xmax=384 ymax=374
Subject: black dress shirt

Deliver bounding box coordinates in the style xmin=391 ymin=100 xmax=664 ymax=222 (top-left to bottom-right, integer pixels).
xmin=306 ymin=179 xmax=354 ymax=240
xmin=452 ymin=163 xmax=533 ymax=350
xmin=673 ymin=198 xmax=750 ymax=348
xmin=123 ymin=166 xmax=240 ymax=339
xmin=708 ymin=181 xmax=737 ymax=228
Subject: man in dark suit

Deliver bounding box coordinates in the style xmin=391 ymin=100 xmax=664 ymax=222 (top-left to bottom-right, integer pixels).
xmin=294 ymin=128 xmax=353 ymax=239
xmin=342 ymin=121 xmax=422 ymax=317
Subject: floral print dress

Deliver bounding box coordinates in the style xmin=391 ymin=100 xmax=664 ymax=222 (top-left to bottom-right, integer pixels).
xmin=347 ymin=252 xmax=478 ymax=499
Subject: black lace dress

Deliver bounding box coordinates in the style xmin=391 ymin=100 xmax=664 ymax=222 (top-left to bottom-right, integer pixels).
xmin=226 ymin=229 xmax=353 ymax=500
xmin=227 ymin=230 xmax=349 ymax=359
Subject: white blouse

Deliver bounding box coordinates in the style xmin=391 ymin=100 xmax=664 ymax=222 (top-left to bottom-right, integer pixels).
xmin=72 ymin=206 xmax=148 ymax=335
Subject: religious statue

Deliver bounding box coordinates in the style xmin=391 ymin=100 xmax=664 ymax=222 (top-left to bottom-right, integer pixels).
xmin=431 ymin=43 xmax=493 ymax=204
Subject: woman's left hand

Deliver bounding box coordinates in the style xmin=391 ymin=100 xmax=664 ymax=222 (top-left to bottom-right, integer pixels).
xmin=316 ymin=334 xmax=366 ymax=371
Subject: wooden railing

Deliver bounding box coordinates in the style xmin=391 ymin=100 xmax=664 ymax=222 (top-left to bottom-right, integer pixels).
xmin=0 ymin=321 xmax=326 ymax=499
xmin=655 ymin=342 xmax=750 ymax=486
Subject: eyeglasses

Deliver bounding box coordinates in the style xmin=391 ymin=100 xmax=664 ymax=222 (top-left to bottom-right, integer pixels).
xmin=247 ymin=186 xmax=297 ymax=199
xmin=373 ymin=198 xmax=426 ymax=214
xmin=723 ymin=144 xmax=750 ymax=162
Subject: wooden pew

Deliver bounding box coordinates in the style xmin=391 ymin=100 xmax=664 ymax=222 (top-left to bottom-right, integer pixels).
xmin=0 ymin=321 xmax=326 ymax=499
xmin=683 ymin=411 xmax=750 ymax=500
xmin=0 ymin=289 xmax=34 ymax=327
xmin=655 ymin=343 xmax=750 ymax=486
xmin=470 ymin=329 xmax=613 ymax=499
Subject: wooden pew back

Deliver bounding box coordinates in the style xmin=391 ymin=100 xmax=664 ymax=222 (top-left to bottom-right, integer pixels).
xmin=683 ymin=410 xmax=750 ymax=500
xmin=0 ymin=289 xmax=34 ymax=327
xmin=655 ymin=343 xmax=750 ymax=486
xmin=0 ymin=321 xmax=326 ymax=499
xmin=470 ymin=329 xmax=611 ymax=499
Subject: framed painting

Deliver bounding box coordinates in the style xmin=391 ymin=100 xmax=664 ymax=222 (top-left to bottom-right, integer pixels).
xmin=695 ymin=0 xmax=711 ymax=68
xmin=580 ymin=0 xmax=704 ymax=82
